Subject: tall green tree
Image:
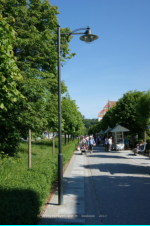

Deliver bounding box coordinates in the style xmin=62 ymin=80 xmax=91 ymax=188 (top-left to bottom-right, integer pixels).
xmin=89 ymin=90 xmax=144 ymax=145
xmin=0 ymin=15 xmax=24 ymax=111
xmin=88 ymin=120 xmax=102 ymax=135
xmin=0 ymin=0 xmax=75 ymax=154
xmin=136 ymin=90 xmax=150 ymax=142
xmin=100 ymin=107 xmax=116 ymax=132
xmin=112 ymin=91 xmax=143 ymax=144
xmin=62 ymin=93 xmax=85 ymax=142
xmin=83 ymin=118 xmax=97 ymax=130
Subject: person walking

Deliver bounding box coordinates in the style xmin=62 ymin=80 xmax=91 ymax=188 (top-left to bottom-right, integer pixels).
xmin=81 ymin=136 xmax=86 ymax=148
xmin=108 ymin=137 xmax=112 ymax=151
xmin=88 ymin=135 xmax=95 ymax=154
xmin=85 ymin=136 xmax=89 ymax=151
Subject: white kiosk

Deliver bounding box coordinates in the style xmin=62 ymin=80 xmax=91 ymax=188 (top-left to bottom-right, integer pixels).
xmin=110 ymin=124 xmax=130 ymax=150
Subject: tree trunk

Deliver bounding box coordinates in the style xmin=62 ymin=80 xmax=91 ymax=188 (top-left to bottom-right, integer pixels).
xmin=78 ymin=136 xmax=79 ymax=144
xmin=28 ymin=128 xmax=31 ymax=168
xmin=65 ymin=133 xmax=66 ymax=145
xmin=143 ymin=125 xmax=146 ymax=142
xmin=53 ymin=132 xmax=55 ymax=155
xmin=68 ymin=134 xmax=69 ymax=143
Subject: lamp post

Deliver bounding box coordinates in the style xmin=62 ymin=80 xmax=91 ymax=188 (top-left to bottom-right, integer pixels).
xmin=57 ymin=25 xmax=98 ymax=205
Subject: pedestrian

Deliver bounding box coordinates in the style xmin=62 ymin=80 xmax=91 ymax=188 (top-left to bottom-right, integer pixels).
xmin=81 ymin=136 xmax=86 ymax=148
xmin=124 ymin=136 xmax=128 ymax=149
xmin=85 ymin=136 xmax=89 ymax=151
xmin=88 ymin=135 xmax=96 ymax=154
xmin=105 ymin=136 xmax=109 ymax=152
xmin=108 ymin=137 xmax=112 ymax=151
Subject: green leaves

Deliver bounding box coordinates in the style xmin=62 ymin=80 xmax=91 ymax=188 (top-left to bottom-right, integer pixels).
xmin=0 ymin=103 xmax=5 ymax=109
xmin=0 ymin=0 xmax=81 ymax=155
xmin=135 ymin=90 xmax=150 ymax=141
xmin=89 ymin=90 xmax=148 ymax=139
xmin=61 ymin=93 xmax=85 ymax=136
xmin=0 ymin=16 xmax=24 ymax=111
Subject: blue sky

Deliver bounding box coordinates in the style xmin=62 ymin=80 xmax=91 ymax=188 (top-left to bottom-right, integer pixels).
xmin=50 ymin=0 xmax=150 ymax=119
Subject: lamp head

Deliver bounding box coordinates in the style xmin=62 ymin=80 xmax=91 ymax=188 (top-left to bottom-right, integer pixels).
xmin=80 ymin=26 xmax=98 ymax=43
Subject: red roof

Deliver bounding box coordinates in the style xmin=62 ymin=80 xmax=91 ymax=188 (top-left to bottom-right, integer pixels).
xmin=109 ymin=101 xmax=117 ymax=108
xmin=104 ymin=102 xmax=109 ymax=108
xmin=99 ymin=110 xmax=103 ymax=114
xmin=98 ymin=100 xmax=117 ymax=119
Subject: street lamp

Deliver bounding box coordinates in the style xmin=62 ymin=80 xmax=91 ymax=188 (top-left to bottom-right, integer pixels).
xmin=57 ymin=25 xmax=98 ymax=205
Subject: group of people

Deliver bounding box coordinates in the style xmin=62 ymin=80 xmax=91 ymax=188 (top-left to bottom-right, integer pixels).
xmin=81 ymin=135 xmax=114 ymax=153
xmin=81 ymin=135 xmax=96 ymax=154
xmin=80 ymin=134 xmax=146 ymax=155
xmin=104 ymin=136 xmax=113 ymax=152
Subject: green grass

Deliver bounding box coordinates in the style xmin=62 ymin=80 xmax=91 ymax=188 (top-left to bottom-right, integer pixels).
xmin=0 ymin=139 xmax=78 ymax=225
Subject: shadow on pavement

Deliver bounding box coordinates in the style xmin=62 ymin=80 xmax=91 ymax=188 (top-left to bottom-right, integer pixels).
xmin=87 ymin=154 xmax=127 ymax=159
xmin=0 ymin=187 xmax=41 ymax=225
xmin=85 ymin=162 xmax=150 ymax=175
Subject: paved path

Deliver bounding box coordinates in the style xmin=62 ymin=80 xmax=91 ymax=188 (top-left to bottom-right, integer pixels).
xmin=39 ymin=145 xmax=150 ymax=225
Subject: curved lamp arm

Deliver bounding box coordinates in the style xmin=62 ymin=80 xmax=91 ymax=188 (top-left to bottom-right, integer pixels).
xmin=63 ymin=27 xmax=89 ymax=35
xmin=60 ymin=26 xmax=90 ymax=52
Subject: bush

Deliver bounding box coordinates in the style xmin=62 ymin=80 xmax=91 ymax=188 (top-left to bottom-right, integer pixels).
xmin=0 ymin=138 xmax=78 ymax=224
xmin=40 ymin=135 xmax=46 ymax=140
xmin=0 ymin=121 xmax=21 ymax=155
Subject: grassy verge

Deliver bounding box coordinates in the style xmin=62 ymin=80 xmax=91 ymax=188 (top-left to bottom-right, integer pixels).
xmin=0 ymin=139 xmax=78 ymax=225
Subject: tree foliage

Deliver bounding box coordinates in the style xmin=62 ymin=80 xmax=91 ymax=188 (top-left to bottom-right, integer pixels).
xmin=136 ymin=90 xmax=150 ymax=142
xmin=89 ymin=90 xmax=150 ymax=143
xmin=0 ymin=0 xmax=83 ymax=154
xmin=62 ymin=93 xmax=85 ymax=136
xmin=83 ymin=118 xmax=97 ymax=129
xmin=111 ymin=91 xmax=143 ymax=134
xmin=0 ymin=15 xmax=24 ymax=111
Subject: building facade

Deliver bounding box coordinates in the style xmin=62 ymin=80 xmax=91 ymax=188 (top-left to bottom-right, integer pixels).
xmin=98 ymin=100 xmax=117 ymax=121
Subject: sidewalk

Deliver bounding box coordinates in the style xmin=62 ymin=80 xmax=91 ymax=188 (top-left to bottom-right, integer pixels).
xmin=38 ymin=145 xmax=150 ymax=225
xmin=38 ymin=150 xmax=90 ymax=225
